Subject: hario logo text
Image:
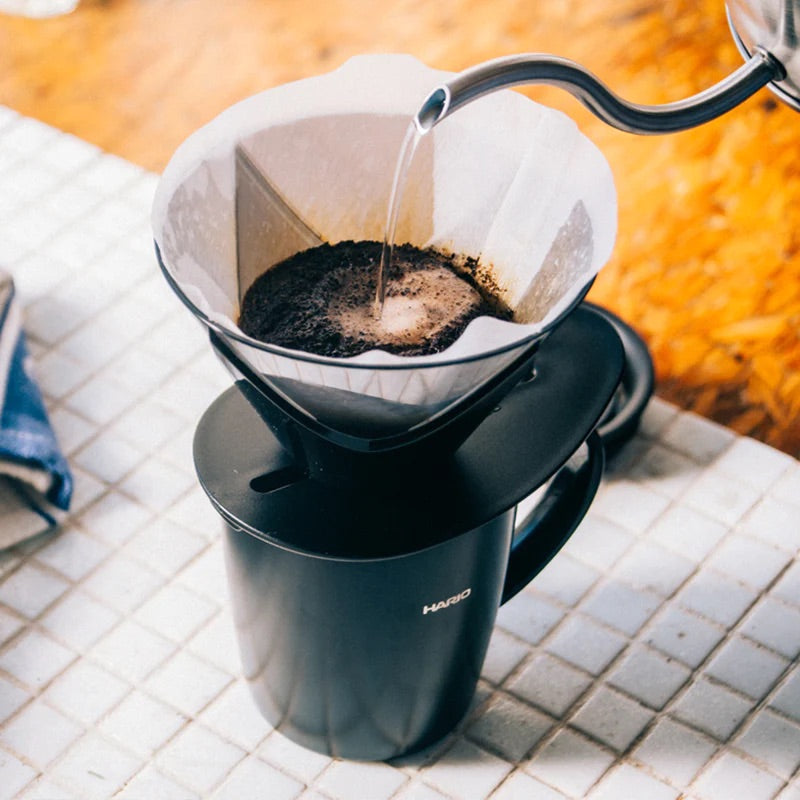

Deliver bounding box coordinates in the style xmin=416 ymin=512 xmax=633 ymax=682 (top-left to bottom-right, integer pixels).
xmin=422 ymin=588 xmax=472 ymax=615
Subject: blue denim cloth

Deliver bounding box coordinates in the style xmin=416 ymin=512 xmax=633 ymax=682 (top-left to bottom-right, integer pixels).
xmin=0 ymin=271 xmax=72 ymax=519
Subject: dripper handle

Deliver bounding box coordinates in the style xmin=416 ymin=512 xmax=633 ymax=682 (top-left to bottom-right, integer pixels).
xmin=501 ymin=431 xmax=603 ymax=604
xmin=417 ymin=49 xmax=783 ymax=134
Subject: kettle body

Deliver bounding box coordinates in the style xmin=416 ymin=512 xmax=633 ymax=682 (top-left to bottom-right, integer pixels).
xmin=726 ymin=0 xmax=800 ymax=109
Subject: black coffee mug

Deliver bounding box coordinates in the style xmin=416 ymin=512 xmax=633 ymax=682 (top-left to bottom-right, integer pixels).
xmin=219 ymin=431 xmax=602 ymax=761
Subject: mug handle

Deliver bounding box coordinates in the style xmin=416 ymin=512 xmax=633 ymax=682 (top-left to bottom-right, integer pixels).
xmin=501 ymin=431 xmax=604 ymax=604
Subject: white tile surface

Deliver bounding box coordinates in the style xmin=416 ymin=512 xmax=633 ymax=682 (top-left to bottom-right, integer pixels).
xmin=420 ymin=739 xmax=512 ymax=800
xmin=2 ymin=112 xmax=800 ymax=800
xmin=39 ymin=590 xmax=120 ymax=652
xmin=37 ymin=131 xmax=100 ymax=173
xmin=563 ymin=514 xmax=633 ymax=573
xmin=607 ymin=644 xmax=691 ymax=710
xmin=90 ymin=619 xmax=176 ymax=683
xmin=77 ymin=152 xmax=144 ymax=193
xmin=489 ymin=771 xmax=568 ymax=800
xmin=81 ymin=552 xmax=164 ymax=614
xmin=110 ymin=395 xmax=188 ymax=448
xmin=122 ymin=517 xmax=206 ymax=577
xmin=143 ymin=649 xmax=231 ymax=717
xmin=0 ymin=562 xmax=70 ymax=618
xmin=771 ymin=560 xmax=800 ymax=606
xmin=0 ymin=629 xmax=76 ymax=689
xmin=72 ymin=433 xmax=146 ymax=485
xmin=643 ymin=604 xmax=726 ymax=668
xmin=317 ymin=759 xmax=408 ymax=800
xmin=77 ymin=490 xmax=153 ymax=547
xmin=33 ymin=348 xmax=94 ymax=399
xmin=12 ymin=252 xmax=71 ymax=306
xmin=64 ymin=373 xmax=134 ymax=425
xmin=480 ymin=629 xmax=530 ymax=686
xmin=672 ymin=678 xmax=754 ymax=741
xmin=705 ymin=636 xmax=789 ymax=700
xmin=48 ymin=732 xmax=143 ymax=800
xmin=544 ymin=615 xmax=628 ymax=676
xmin=495 ymin=591 xmax=564 ymax=645
xmin=114 ymin=764 xmax=200 ymax=800
xmin=676 ymin=568 xmax=758 ymax=627
xmin=769 ymin=667 xmax=800 ymax=722
xmin=691 ymin=752 xmax=784 ymax=800
xmin=771 ymin=464 xmax=800 ymax=507
xmin=133 ymin=582 xmax=216 ymax=643
xmin=395 ymin=782 xmax=456 ymax=800
xmin=200 ymin=680 xmax=272 ymax=753
xmin=118 ymin=456 xmax=196 ymax=512
xmin=165 ymin=488 xmax=222 ymax=540
xmin=529 ymin=555 xmax=599 ymax=608
xmin=586 ymin=763 xmax=679 ymax=800
xmin=580 ymin=578 xmax=661 ymax=635
xmin=633 ymin=716 xmax=719 ymax=789
xmin=0 ymin=115 xmax=60 ymax=156
xmin=777 ymin=783 xmax=800 ymax=800
xmin=611 ymin=539 xmax=696 ymax=597
xmin=507 ymin=653 xmax=592 ymax=718
xmin=627 ymin=441 xmax=703 ymax=499
xmin=0 ymin=676 xmax=30 ymax=724
xmin=98 ymin=689 xmax=187 ymax=758
xmin=0 ymin=750 xmax=37 ymax=800
xmin=735 ymin=708 xmax=800 ymax=779
xmin=0 ymin=606 xmax=22 ymax=647
xmin=14 ymin=776 xmax=77 ymax=800
xmin=590 ymin=479 xmax=671 ymax=534
xmin=525 ymin=729 xmax=615 ymax=798
xmin=34 ymin=527 xmax=110 ymax=581
xmin=569 ymin=685 xmax=654 ymax=752
xmin=211 ymin=755 xmax=304 ymax=800
xmin=740 ymin=495 xmax=800 ymax=553
xmin=682 ymin=469 xmax=761 ymax=527
xmin=42 ymin=659 xmax=129 ymax=725
xmin=705 ymin=533 xmax=790 ymax=591
xmin=740 ymin=596 xmax=800 ymax=659
xmin=714 ymin=436 xmax=795 ymax=493
xmin=107 ymin=346 xmax=176 ymax=396
xmin=467 ymin=693 xmax=553 ymax=762
xmin=258 ymin=732 xmax=332 ymax=785
xmin=185 ymin=612 xmax=241 ymax=676
xmin=155 ymin=723 xmax=245 ymax=794
xmin=174 ymin=542 xmax=227 ymax=603
xmin=0 ymin=700 xmax=82 ymax=767
xmin=659 ymin=412 xmax=736 ymax=464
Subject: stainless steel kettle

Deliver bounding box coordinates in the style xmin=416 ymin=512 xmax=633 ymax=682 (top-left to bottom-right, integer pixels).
xmin=417 ymin=0 xmax=800 ymax=133
xmin=727 ymin=0 xmax=800 ymax=110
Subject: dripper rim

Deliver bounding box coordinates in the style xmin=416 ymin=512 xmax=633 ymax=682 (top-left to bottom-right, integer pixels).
xmin=155 ymin=241 xmax=593 ymax=371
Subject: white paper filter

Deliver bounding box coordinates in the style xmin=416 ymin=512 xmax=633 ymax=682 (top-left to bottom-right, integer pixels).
xmin=152 ymin=54 xmax=617 ymax=432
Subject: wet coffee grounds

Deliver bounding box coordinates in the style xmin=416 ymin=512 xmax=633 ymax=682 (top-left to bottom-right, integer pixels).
xmin=238 ymin=240 xmax=511 ymax=357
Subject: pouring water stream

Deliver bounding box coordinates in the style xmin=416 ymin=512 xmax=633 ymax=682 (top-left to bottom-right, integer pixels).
xmin=373 ymin=122 xmax=424 ymax=317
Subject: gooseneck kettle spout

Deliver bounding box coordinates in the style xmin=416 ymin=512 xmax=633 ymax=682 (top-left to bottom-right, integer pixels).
xmin=416 ymin=49 xmax=782 ymax=134
xmin=417 ymin=0 xmax=800 ymax=134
